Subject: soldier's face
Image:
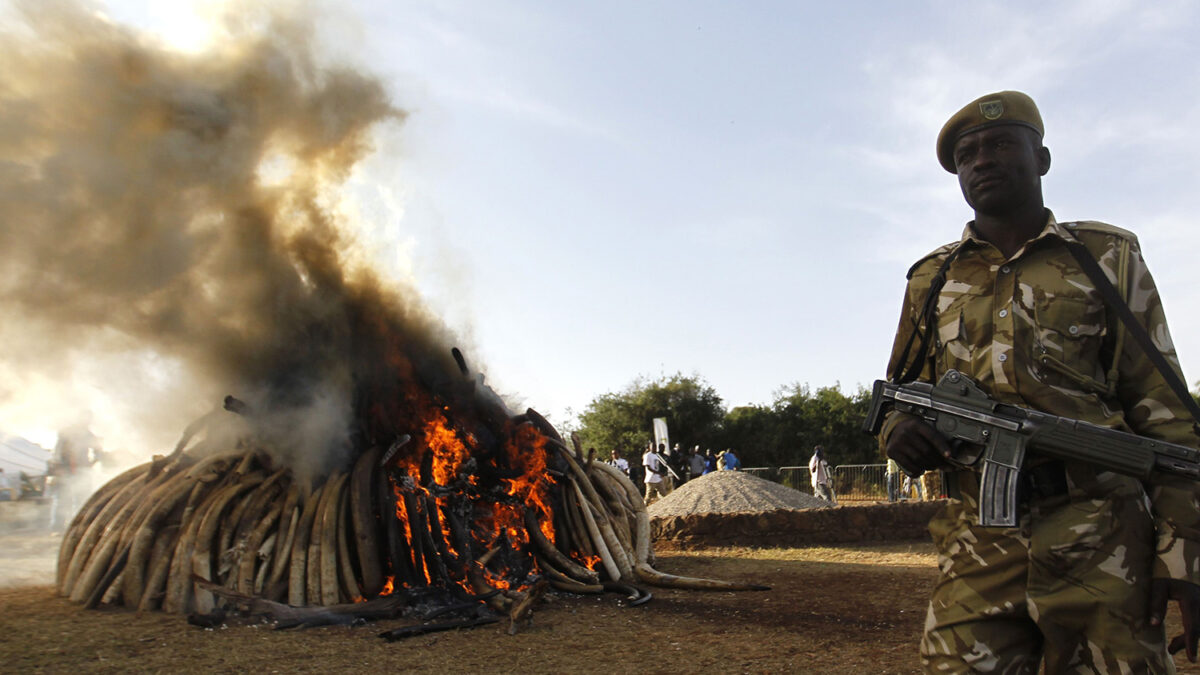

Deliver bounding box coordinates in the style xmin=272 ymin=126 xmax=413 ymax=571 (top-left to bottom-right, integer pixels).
xmin=953 ymin=125 xmax=1049 ymax=216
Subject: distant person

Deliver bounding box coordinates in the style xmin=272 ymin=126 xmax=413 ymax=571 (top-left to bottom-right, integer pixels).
xmin=0 ymin=468 xmax=12 ymax=501
xmin=628 ymin=449 xmax=644 ymax=486
xmin=656 ymin=443 xmax=676 ymax=494
xmin=903 ymin=474 xmax=924 ymax=501
xmin=809 ymin=445 xmax=834 ymax=502
xmin=670 ymin=443 xmax=689 ymax=485
xmin=720 ymin=449 xmax=740 ymax=471
xmin=49 ymin=418 xmax=102 ymax=530
xmin=610 ymin=449 xmax=630 ymax=476
xmin=886 ymin=458 xmax=901 ymax=503
xmin=704 ymin=449 xmax=718 ymax=475
xmin=642 ymin=443 xmax=669 ymax=504
xmin=688 ymin=446 xmax=706 ymax=481
xmin=920 ymin=471 xmax=941 ymax=501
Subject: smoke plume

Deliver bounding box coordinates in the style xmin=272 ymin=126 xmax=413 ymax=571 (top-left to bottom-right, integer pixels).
xmin=0 ymin=0 xmax=468 ymax=481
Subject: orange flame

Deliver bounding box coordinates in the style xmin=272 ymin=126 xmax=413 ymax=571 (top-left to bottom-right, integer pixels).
xmin=426 ymin=411 xmax=469 ymax=486
xmin=502 ymin=424 xmax=555 ymax=543
xmin=375 ymin=400 xmax=567 ymax=594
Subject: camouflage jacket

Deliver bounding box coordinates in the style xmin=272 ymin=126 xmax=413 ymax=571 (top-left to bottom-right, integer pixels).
xmin=881 ymin=210 xmax=1200 ymax=583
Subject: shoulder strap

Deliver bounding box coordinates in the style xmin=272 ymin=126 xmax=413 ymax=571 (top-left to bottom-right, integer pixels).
xmin=1063 ymin=240 xmax=1200 ymax=435
xmin=894 ymin=247 xmax=964 ymax=384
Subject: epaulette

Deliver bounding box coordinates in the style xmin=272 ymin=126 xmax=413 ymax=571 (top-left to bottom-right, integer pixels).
xmin=906 ymin=241 xmax=959 ymax=280
xmin=1061 ymin=220 xmax=1140 ymax=245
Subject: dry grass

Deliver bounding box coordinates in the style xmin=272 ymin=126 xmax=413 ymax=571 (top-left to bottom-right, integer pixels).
xmin=2 ymin=534 xmax=1198 ymax=674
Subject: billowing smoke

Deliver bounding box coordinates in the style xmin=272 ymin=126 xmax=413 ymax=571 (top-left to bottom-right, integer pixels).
xmin=0 ymin=1 xmax=469 ymax=482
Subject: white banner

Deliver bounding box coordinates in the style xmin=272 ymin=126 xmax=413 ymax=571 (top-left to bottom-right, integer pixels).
xmin=652 ymin=418 xmax=669 ymax=455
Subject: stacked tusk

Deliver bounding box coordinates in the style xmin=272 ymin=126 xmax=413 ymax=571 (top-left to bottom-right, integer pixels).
xmin=58 ymin=403 xmax=766 ymax=618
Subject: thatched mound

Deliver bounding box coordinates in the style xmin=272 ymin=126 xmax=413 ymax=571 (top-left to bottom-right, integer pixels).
xmin=647 ymin=470 xmax=831 ymax=518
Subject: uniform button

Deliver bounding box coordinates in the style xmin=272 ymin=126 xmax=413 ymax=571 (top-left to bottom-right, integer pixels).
xmin=998 ymin=354 xmax=1008 ymax=362
xmin=1068 ymin=325 xmax=1079 ymax=335
xmin=998 ymin=309 xmax=1008 ymax=318
xmin=1000 ymin=265 xmax=1011 ymax=274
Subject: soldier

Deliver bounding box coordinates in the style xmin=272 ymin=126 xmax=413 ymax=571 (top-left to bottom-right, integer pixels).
xmin=878 ymin=91 xmax=1200 ymax=671
xmin=48 ymin=418 xmax=102 ymax=530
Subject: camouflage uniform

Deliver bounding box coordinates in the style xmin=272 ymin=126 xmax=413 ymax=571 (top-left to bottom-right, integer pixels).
xmin=881 ymin=211 xmax=1200 ymax=673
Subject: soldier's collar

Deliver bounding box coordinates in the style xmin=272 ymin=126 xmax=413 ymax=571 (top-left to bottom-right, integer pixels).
xmin=958 ymin=209 xmax=1063 ymax=256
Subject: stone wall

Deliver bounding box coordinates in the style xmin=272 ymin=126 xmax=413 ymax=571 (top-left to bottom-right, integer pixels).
xmin=651 ymin=500 xmax=943 ymax=549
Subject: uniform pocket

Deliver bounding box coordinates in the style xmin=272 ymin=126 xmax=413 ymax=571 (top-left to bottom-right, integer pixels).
xmin=935 ymin=309 xmax=971 ymax=374
xmin=1033 ymin=295 xmax=1108 ymax=392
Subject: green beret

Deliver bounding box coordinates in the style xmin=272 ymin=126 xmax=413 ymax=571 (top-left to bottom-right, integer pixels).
xmin=936 ymin=91 xmax=1043 ymax=173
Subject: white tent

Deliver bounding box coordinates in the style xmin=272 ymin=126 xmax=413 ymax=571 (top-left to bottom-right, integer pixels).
xmin=0 ymin=433 xmax=49 ymax=478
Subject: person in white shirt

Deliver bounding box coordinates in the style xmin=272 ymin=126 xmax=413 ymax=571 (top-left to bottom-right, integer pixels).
xmin=642 ymin=444 xmax=668 ymax=503
xmin=610 ymin=449 xmax=630 ymax=476
xmin=809 ymin=445 xmax=835 ymax=502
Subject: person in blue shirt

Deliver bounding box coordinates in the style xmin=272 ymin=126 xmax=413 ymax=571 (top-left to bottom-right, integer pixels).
xmin=720 ymin=449 xmax=741 ymax=471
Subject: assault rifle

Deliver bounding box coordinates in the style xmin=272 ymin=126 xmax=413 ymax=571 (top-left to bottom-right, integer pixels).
xmin=863 ymin=369 xmax=1200 ymax=527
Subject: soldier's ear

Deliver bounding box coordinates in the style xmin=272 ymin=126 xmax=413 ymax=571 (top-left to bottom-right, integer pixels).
xmin=1037 ymin=145 xmax=1051 ymax=176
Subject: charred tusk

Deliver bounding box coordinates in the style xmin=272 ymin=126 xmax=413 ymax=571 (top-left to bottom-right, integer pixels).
xmin=318 ymin=473 xmax=348 ymax=606
xmin=378 ymin=434 xmax=411 ymax=468
xmin=121 ymin=472 xmax=200 ymax=607
xmin=138 ymin=523 xmax=180 ymax=612
xmin=191 ymin=472 xmax=265 ymax=614
xmin=570 ymin=479 xmax=619 ymax=582
xmin=62 ymin=463 xmax=153 ymax=598
xmin=303 ymin=475 xmax=338 ymax=607
xmin=71 ymin=469 xmax=174 ymax=604
xmin=57 ymin=462 xmax=146 ymax=594
xmin=349 ymin=446 xmax=383 ymax=597
xmin=237 ymin=501 xmax=282 ymax=595
xmin=336 ymin=486 xmax=360 ymax=602
xmin=634 ymin=562 xmax=770 ymax=592
xmin=523 ymin=509 xmax=598 ymax=584
xmin=266 ymin=483 xmax=301 ymax=594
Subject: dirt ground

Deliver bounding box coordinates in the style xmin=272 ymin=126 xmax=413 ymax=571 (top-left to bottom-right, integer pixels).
xmin=3 ymin=532 xmax=1199 ymax=674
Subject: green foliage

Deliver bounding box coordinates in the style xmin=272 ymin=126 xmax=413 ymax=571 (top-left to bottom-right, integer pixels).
xmin=713 ymin=383 xmax=877 ymax=468
xmin=576 ymin=375 xmax=1200 ymax=472
xmin=574 ymin=374 xmax=878 ymax=470
xmin=772 ymin=383 xmax=878 ymax=466
xmin=574 ymin=373 xmax=724 ymax=459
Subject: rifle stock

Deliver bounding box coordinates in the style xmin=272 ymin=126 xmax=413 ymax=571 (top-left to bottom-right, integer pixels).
xmin=864 ymin=370 xmax=1200 ymax=527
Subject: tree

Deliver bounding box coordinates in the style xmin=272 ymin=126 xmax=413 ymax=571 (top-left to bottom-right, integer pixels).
xmin=575 ymin=373 xmax=724 ymax=459
xmin=716 ymin=404 xmax=780 ymax=466
xmin=763 ymin=383 xmax=877 ymax=467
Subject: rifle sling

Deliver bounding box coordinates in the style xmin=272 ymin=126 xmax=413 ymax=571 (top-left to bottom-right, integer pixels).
xmin=895 ymin=247 xmax=963 ymax=384
xmin=1063 ymin=239 xmax=1200 ymax=436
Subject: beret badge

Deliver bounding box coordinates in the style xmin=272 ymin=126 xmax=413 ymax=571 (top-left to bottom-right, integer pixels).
xmin=937 ymin=91 xmax=1042 ymax=173
xmin=979 ymin=100 xmax=1004 ymax=120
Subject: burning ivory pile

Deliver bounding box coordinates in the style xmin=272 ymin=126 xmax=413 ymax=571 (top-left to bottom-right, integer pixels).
xmin=55 ymin=363 xmax=765 ymax=635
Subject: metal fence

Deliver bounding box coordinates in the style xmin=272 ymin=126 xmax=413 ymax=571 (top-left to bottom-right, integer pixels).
xmin=752 ymin=463 xmax=890 ymax=502
xmin=775 ymin=466 xmax=811 ymax=493
xmin=832 ymin=464 xmax=888 ymax=502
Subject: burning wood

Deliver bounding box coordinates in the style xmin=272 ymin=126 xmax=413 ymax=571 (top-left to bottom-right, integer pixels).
xmin=55 ymin=356 xmax=768 ymax=635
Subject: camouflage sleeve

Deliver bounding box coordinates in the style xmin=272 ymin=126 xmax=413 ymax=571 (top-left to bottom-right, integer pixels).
xmin=1114 ymin=245 xmax=1200 ymax=583
xmin=878 ymin=268 xmax=936 ymax=456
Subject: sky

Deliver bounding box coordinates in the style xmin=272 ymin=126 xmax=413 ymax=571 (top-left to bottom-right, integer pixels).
xmin=7 ymin=0 xmax=1200 ymax=452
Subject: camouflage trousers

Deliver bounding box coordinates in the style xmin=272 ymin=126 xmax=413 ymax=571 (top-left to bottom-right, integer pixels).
xmin=921 ymin=470 xmax=1171 ymax=674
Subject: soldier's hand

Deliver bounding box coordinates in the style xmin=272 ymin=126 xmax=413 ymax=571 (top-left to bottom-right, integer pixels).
xmin=1150 ymin=577 xmax=1200 ymax=662
xmin=885 ymin=416 xmax=954 ymax=477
